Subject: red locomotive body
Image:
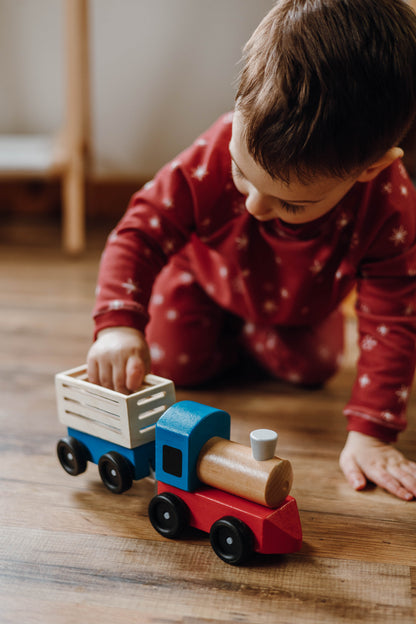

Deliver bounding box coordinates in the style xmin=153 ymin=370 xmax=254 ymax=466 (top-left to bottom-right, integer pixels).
xmin=157 ymin=481 xmax=303 ymax=556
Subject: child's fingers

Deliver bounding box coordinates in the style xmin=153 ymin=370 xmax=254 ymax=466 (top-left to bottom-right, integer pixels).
xmin=112 ymin=361 xmax=130 ymax=394
xmin=362 ymin=464 xmax=414 ymax=501
xmin=126 ymin=355 xmax=146 ymax=392
xmin=339 ymin=452 xmax=367 ymax=490
xmin=87 ymin=358 xmax=99 ymax=385
xmin=389 ymin=464 xmax=416 ymax=498
xmin=96 ymin=360 xmax=114 ymax=390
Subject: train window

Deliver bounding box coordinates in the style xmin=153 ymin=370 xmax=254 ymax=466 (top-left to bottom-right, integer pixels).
xmin=162 ymin=445 xmax=182 ymax=478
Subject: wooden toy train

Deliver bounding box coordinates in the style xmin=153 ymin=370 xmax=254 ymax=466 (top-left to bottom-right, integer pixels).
xmin=55 ymin=365 xmax=302 ymax=565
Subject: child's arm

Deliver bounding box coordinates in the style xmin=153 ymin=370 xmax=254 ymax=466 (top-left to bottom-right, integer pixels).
xmin=339 ymin=431 xmax=416 ymax=501
xmin=87 ymin=327 xmax=151 ymax=393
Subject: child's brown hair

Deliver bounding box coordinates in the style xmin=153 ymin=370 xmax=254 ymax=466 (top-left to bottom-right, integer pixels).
xmin=236 ymin=0 xmax=416 ymax=183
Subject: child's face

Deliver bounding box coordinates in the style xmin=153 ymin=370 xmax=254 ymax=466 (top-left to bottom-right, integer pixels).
xmin=229 ymin=112 xmax=359 ymax=225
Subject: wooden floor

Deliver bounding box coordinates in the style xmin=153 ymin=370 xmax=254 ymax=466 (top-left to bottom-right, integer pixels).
xmin=1 ymin=219 xmax=415 ymax=624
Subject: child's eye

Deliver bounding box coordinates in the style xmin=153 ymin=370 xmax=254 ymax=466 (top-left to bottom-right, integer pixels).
xmin=280 ymin=201 xmax=305 ymax=214
xmin=231 ymin=162 xmax=245 ymax=180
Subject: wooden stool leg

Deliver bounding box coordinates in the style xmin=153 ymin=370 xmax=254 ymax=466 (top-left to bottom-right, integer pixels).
xmin=62 ymin=158 xmax=86 ymax=254
xmin=62 ymin=0 xmax=90 ymax=254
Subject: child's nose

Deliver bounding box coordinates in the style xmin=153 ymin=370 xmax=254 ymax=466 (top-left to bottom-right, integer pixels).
xmin=245 ymin=190 xmax=269 ymax=215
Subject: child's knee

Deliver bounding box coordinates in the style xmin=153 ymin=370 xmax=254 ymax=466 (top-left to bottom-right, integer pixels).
xmin=260 ymin=345 xmax=342 ymax=386
xmin=149 ymin=346 xmax=226 ymax=387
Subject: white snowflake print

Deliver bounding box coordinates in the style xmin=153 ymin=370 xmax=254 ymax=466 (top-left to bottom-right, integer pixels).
xmin=179 ymin=271 xmax=194 ymax=284
xmin=178 ymin=353 xmax=190 ymax=365
xmin=263 ymin=299 xmax=278 ymax=314
xmin=404 ymin=303 xmax=415 ymax=316
xmin=382 ymin=411 xmax=395 ymax=422
xmin=335 ymin=270 xmax=343 ymax=280
xmin=287 ymin=372 xmax=302 ymax=384
xmin=219 ymin=266 xmax=228 ymax=278
xmin=143 ymin=180 xmax=155 ymax=190
xmin=280 ymin=288 xmax=289 ymax=299
xmin=408 ymin=266 xmax=416 ymax=277
xmin=266 ymin=334 xmax=278 ymax=350
xmin=192 ymin=164 xmax=208 ymax=181
xmin=376 ymin=325 xmax=389 ymax=336
xmin=195 ymin=138 xmax=208 ymax=147
xmin=108 ymin=300 xmax=125 ymax=311
xmin=231 ymin=276 xmax=244 ymax=294
xmin=223 ymin=112 xmax=234 ymax=124
xmin=243 ymin=322 xmax=255 ymax=335
xmin=381 ymin=182 xmax=393 ymax=194
xmin=310 ymin=260 xmax=323 ymax=274
xmin=398 ymin=161 xmax=407 ymax=178
xmin=150 ymin=344 xmax=165 ymax=362
xmin=122 ymin=278 xmax=139 ymax=294
xmin=235 ymin=235 xmax=249 ymax=250
xmin=232 ymin=199 xmax=246 ymax=215
xmin=350 ymin=233 xmax=359 ymax=248
xmin=149 ymin=216 xmax=161 ymax=229
xmin=361 ymin=335 xmax=378 ymax=351
xmin=166 ymin=309 xmax=178 ymax=321
xmin=275 ymin=256 xmax=282 ymax=265
xmin=396 ymin=386 xmax=409 ymax=403
xmin=206 ymin=283 xmax=216 ymax=296
xmin=336 ymin=213 xmax=350 ymax=229
xmin=254 ymin=341 xmax=265 ymax=353
xmin=400 ymin=185 xmax=408 ymax=197
xmin=162 ymin=197 xmax=174 ymax=209
xmin=108 ymin=229 xmax=118 ymax=243
xmin=163 ymin=239 xmax=176 ymax=254
xmin=358 ymin=374 xmax=371 ymax=388
xmin=95 ymin=284 xmax=101 ymax=296
xmin=390 ymin=225 xmax=408 ymax=246
xmin=151 ymin=293 xmax=164 ymax=306
xmin=170 ymin=159 xmax=181 ymax=170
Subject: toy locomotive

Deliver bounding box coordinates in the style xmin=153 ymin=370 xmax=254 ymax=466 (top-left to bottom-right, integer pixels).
xmin=56 ymin=366 xmax=302 ymax=565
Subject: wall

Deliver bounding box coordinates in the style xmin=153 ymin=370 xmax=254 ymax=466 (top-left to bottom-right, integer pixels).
xmin=0 ymin=0 xmax=274 ymax=180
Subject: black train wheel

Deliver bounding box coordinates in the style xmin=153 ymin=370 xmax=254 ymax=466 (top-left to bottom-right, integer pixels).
xmin=57 ymin=436 xmax=88 ymax=476
xmin=209 ymin=516 xmax=254 ymax=565
xmin=98 ymin=451 xmax=133 ymax=494
xmin=148 ymin=492 xmax=189 ymax=539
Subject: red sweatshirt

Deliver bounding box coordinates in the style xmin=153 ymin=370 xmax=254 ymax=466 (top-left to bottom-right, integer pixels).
xmin=93 ymin=113 xmax=416 ymax=442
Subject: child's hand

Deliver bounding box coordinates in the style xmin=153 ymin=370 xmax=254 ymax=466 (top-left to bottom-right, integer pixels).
xmin=87 ymin=327 xmax=151 ymax=393
xmin=339 ymin=431 xmax=416 ymax=501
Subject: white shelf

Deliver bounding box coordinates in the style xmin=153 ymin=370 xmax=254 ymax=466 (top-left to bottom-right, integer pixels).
xmin=0 ymin=134 xmax=59 ymax=177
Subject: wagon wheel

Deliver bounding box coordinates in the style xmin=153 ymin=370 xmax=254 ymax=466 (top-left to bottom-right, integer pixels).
xmin=148 ymin=492 xmax=189 ymax=539
xmin=209 ymin=516 xmax=254 ymax=565
xmin=57 ymin=436 xmax=88 ymax=476
xmin=98 ymin=451 xmax=133 ymax=494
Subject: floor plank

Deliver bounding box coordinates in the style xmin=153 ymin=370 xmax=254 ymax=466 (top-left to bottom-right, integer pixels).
xmin=1 ymin=528 xmax=413 ymax=624
xmin=1 ymin=222 xmax=415 ymax=623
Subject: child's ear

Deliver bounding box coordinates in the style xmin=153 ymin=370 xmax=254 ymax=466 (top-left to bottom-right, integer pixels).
xmin=357 ymin=147 xmax=404 ymax=182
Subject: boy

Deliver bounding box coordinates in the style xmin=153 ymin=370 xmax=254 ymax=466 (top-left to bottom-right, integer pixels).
xmin=88 ymin=0 xmax=416 ymax=500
